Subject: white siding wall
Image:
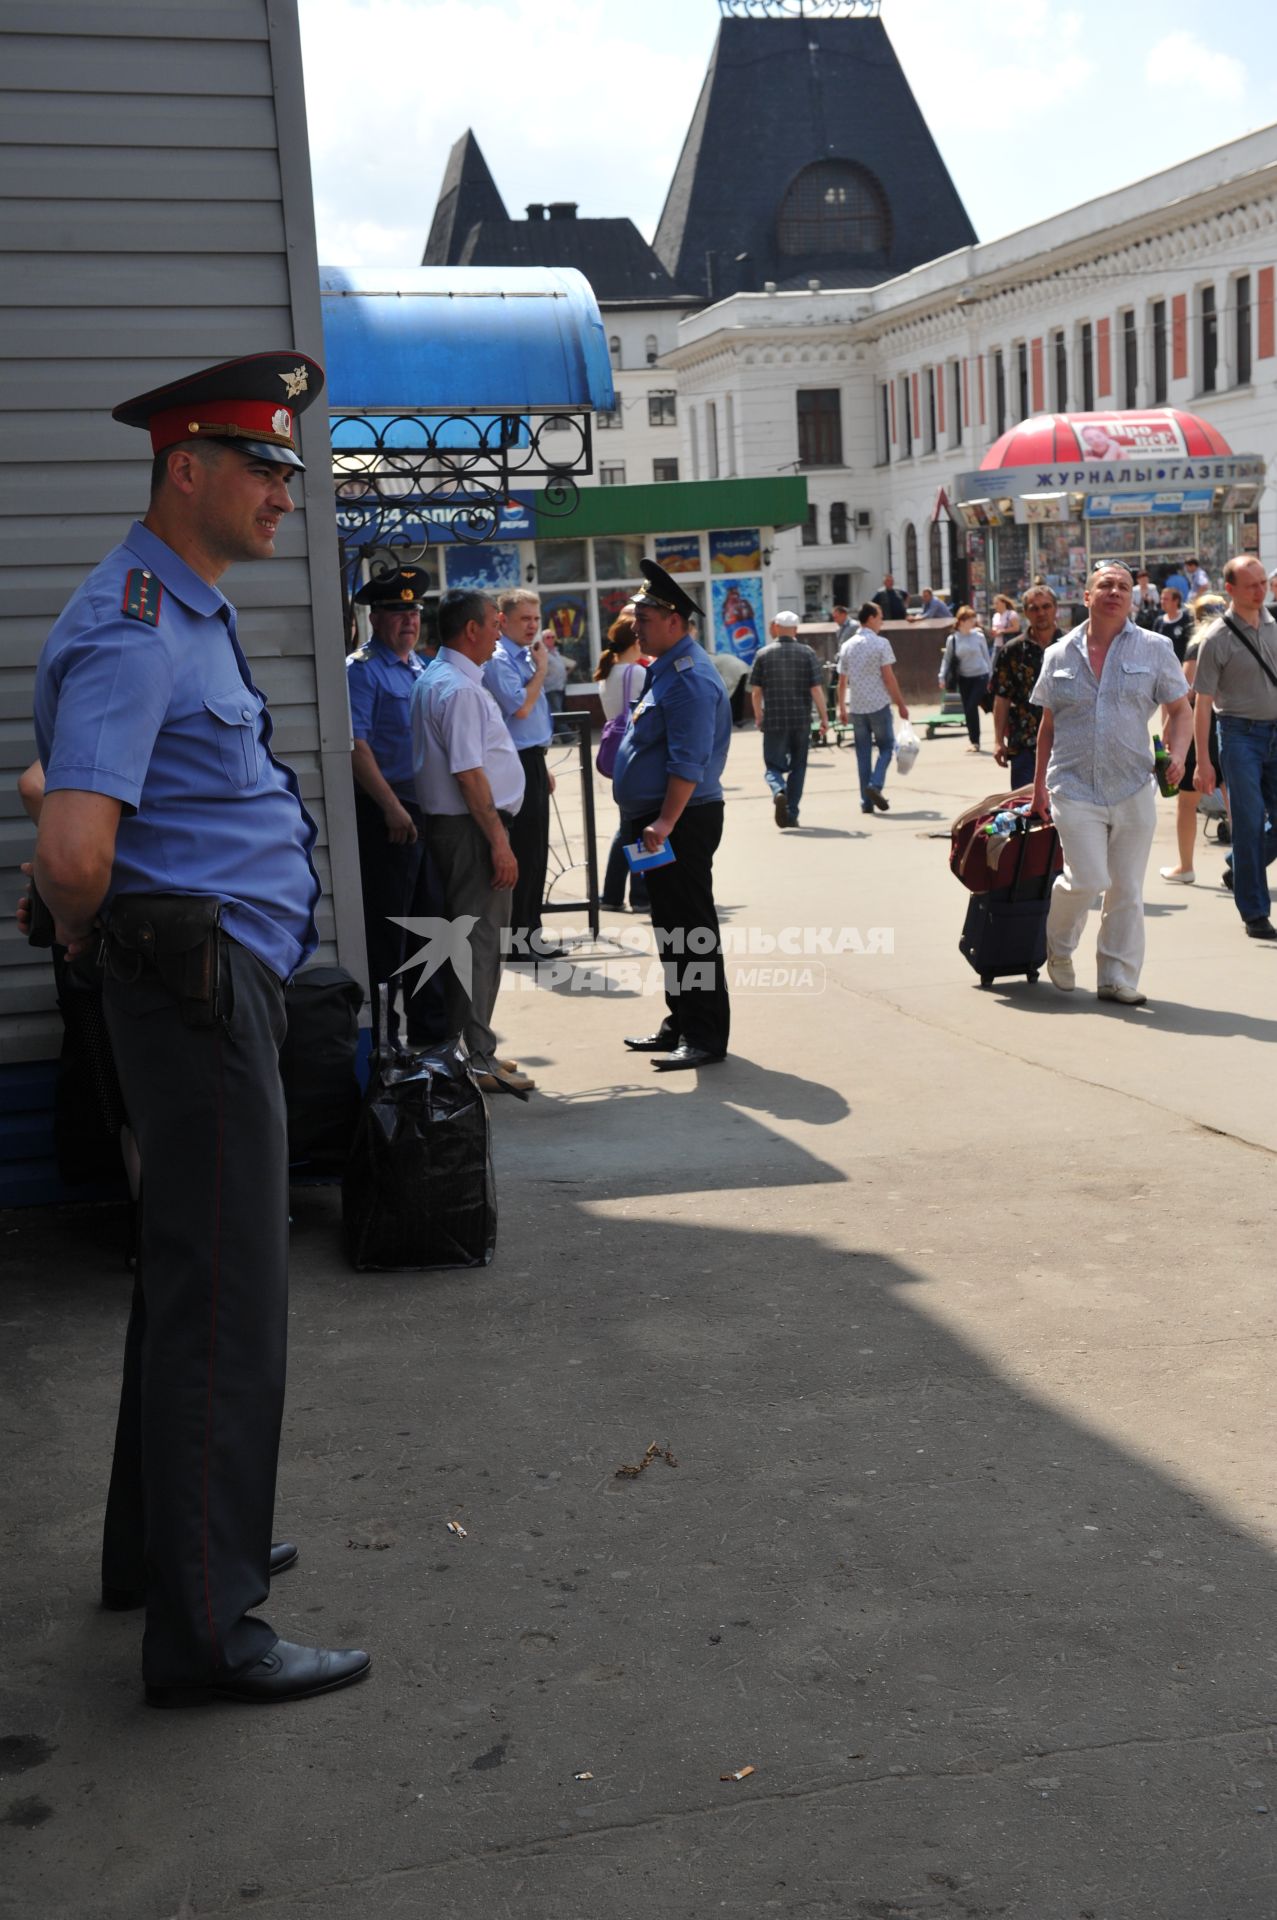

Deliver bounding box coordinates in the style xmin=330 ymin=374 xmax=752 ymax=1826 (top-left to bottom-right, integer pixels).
xmin=0 ymin=0 xmax=363 ymax=1069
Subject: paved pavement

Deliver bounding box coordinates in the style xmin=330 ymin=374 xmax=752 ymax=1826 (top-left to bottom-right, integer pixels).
xmin=2 ymin=726 xmax=1274 ymax=1920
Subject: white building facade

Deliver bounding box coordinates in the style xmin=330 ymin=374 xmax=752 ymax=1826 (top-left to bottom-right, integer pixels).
xmin=663 ymin=128 xmax=1277 ymax=619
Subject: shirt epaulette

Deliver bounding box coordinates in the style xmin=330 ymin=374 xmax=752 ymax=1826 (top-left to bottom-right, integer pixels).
xmin=348 ymin=645 xmax=372 ymax=663
xmin=121 ymin=569 xmax=163 ymax=627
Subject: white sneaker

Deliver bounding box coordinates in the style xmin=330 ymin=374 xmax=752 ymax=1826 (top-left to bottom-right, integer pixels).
xmin=1046 ymin=950 xmax=1075 ymax=992
xmin=1097 ymin=983 xmax=1148 ymax=1007
xmin=1159 ymin=867 xmax=1195 ymax=884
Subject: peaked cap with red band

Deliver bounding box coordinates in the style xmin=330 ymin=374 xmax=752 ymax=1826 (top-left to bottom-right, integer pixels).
xmin=112 ymin=351 xmax=325 ymax=472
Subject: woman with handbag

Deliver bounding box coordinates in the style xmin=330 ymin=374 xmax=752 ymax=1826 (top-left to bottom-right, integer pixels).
xmin=939 ymin=606 xmax=993 ymax=752
xmin=594 ymin=609 xmax=650 ymax=912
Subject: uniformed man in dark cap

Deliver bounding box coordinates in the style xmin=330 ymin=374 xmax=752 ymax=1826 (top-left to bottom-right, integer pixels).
xmin=31 ymin=353 xmax=371 ymax=1705
xmin=347 ymin=563 xmax=444 ymax=1040
xmin=613 ymin=560 xmax=732 ymax=1069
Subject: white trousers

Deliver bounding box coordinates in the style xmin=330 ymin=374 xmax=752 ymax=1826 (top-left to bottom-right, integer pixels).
xmin=1046 ymin=779 xmax=1158 ymax=991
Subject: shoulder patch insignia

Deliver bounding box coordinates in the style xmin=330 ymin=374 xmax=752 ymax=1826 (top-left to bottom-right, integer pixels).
xmin=121 ymin=569 xmax=163 ymax=627
xmin=674 ymin=656 xmax=694 ymax=672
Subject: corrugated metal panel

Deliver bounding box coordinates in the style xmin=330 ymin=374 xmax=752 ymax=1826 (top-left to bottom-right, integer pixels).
xmin=0 ymin=0 xmax=367 ymax=1172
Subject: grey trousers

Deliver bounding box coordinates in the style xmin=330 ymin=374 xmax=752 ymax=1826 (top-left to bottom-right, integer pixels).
xmin=424 ymin=811 xmax=512 ymax=1061
xmin=101 ymin=938 xmax=288 ymax=1687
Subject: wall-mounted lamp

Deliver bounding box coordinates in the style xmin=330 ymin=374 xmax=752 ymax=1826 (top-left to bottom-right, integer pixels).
xmin=762 ymin=547 xmax=773 ymax=568
xmin=525 ymin=563 xmax=537 ymax=583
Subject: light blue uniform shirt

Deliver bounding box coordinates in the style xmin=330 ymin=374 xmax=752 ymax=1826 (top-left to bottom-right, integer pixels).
xmin=1031 ymin=619 xmax=1188 ymax=806
xmin=482 ymin=635 xmax=551 ymax=749
xmin=612 ymin=634 xmax=731 ymax=815
xmin=34 ymin=521 xmax=320 ymax=981
xmin=345 ymin=635 xmax=425 ymax=803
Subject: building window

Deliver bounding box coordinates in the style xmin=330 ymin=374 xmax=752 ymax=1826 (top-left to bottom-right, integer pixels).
xmin=597 ymin=401 xmax=622 ymax=429
xmin=950 ymin=361 xmax=963 ymax=447
xmin=925 ymin=368 xmax=937 ymax=452
xmin=878 ymin=383 xmax=891 ymax=464
xmin=1121 ymin=309 xmax=1138 ymax=407
xmin=993 ymin=350 xmax=1006 ymax=435
xmin=1151 ymin=299 xmax=1168 ymax=404
xmin=801 ymin=504 xmax=819 ymax=547
xmin=796 ymin=388 xmax=843 ymax=467
xmin=1052 ymin=329 xmax=1068 ymax=410
xmin=1235 ymin=274 xmax=1252 ymax=386
xmin=829 ymin=501 xmax=848 ymax=543
xmin=689 ymin=406 xmax=700 ymax=480
xmin=645 ymin=333 xmax=658 ymax=366
xmin=648 ymin=389 xmax=676 ymax=427
xmin=652 ymin=457 xmax=679 ymax=483
xmin=1200 ymin=284 xmax=1218 ymax=392
xmin=1016 ymin=342 xmax=1029 ymax=421
xmin=903 ymin=521 xmax=918 ymax=594
xmin=777 ymin=159 xmax=891 ymax=258
xmin=599 ymin=462 xmax=626 ymax=486
xmin=901 ymin=375 xmax=913 ymax=454
xmin=1080 ymin=322 xmax=1094 ymax=410
xmin=608 ymin=335 xmax=621 ymax=368
xmin=706 ymin=399 xmax=720 ymax=478
xmin=929 ymin=520 xmax=944 ymax=589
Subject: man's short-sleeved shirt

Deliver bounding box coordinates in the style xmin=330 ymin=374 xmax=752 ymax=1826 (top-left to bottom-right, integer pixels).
xmin=748 ymin=638 xmax=822 ymax=730
xmin=612 ymin=634 xmax=731 ymax=815
xmin=346 ymin=636 xmax=425 ymax=802
xmin=482 ymin=635 xmax=551 ymax=749
xmin=838 ymin=631 xmax=897 ymax=714
xmin=1031 ymin=619 xmax=1188 ymax=804
xmin=989 ymin=633 xmax=1052 ymax=756
xmin=1191 ymin=608 xmax=1277 ymax=721
xmin=34 ymin=521 xmax=320 ymax=981
xmin=411 ymin=646 xmax=526 ymax=816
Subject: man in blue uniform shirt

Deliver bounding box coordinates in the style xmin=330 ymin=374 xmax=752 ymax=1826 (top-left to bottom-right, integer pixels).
xmin=347 ymin=564 xmax=444 ymax=1040
xmin=613 ymin=560 xmax=732 ymax=1069
xmin=482 ymin=589 xmax=564 ymax=962
xmin=31 ymin=353 xmax=370 ymax=1706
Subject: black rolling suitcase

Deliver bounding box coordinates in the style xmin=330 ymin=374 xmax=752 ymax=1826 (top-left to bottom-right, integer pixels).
xmin=958 ymin=822 xmax=1060 ymax=988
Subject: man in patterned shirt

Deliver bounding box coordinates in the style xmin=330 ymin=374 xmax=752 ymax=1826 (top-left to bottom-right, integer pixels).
xmin=837 ymin=602 xmax=910 ymax=814
xmin=990 ymin=585 xmax=1060 ymax=789
xmin=749 ymin=610 xmax=828 ymax=828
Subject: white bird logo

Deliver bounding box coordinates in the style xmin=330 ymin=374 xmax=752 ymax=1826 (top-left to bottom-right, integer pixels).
xmin=389 ymin=915 xmax=479 ymax=998
xmin=279 ymin=365 xmax=309 ymax=399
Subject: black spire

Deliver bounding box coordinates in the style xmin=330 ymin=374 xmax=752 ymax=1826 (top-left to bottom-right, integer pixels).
xmin=654 ymin=11 xmax=976 ymax=299
xmin=423 ymin=130 xmax=509 ymax=266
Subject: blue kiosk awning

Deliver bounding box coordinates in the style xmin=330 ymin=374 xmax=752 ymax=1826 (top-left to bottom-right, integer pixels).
xmin=318 ymin=265 xmax=615 ymax=416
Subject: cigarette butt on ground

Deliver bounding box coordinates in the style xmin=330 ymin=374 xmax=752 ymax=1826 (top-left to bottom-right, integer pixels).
xmin=720 ymin=1765 xmax=756 ymax=1782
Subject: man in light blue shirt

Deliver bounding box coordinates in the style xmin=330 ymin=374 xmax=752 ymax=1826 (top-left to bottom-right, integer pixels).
xmin=31 ymin=352 xmax=369 ymax=1706
xmin=1030 ymin=563 xmax=1190 ymax=1006
xmin=482 ymin=589 xmax=562 ymax=962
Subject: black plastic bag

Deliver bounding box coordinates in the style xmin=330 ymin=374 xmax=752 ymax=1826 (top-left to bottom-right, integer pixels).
xmin=342 ymin=993 xmax=496 ymax=1270
xmin=281 ymin=966 xmax=364 ymax=1172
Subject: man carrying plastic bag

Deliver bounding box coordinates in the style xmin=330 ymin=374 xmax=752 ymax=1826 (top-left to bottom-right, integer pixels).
xmin=836 ymin=601 xmax=911 ymax=813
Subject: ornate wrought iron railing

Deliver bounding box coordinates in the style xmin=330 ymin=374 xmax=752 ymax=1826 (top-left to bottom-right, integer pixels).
xmin=717 ymin=1 xmax=881 ymax=18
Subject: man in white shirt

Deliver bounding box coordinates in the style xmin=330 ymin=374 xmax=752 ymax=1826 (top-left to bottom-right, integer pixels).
xmin=411 ymin=589 xmax=532 ymax=1095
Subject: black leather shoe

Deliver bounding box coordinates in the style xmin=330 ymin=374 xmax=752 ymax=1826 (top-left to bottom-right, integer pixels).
xmin=652 ymin=1043 xmax=726 ymax=1071
xmin=146 ymin=1639 xmax=371 ymax=1708
xmin=1223 ymin=866 xmax=1234 ymax=891
xmin=868 ymin=787 xmax=890 ymax=812
xmin=623 ymin=1029 xmax=679 ymax=1052
xmin=1245 ymin=916 xmax=1277 ymax=939
xmin=102 ymin=1540 xmax=299 ymax=1612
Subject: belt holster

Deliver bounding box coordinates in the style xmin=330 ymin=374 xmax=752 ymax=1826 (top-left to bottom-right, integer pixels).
xmin=103 ymin=894 xmax=225 ymax=1028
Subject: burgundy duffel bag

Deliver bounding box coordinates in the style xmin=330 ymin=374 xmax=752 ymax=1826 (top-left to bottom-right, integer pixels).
xmin=950 ymin=787 xmax=1065 ymax=895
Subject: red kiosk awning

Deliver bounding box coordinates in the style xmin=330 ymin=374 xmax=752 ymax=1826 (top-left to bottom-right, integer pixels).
xmin=980 ymin=408 xmax=1232 ymax=469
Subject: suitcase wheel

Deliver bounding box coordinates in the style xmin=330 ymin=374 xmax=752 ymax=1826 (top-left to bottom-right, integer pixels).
xmin=980 ymin=974 xmax=994 ymax=989
xmin=1027 ymin=968 xmax=1040 ymax=984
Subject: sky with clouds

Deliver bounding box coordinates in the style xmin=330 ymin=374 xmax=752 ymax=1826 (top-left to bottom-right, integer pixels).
xmin=297 ymin=0 xmax=1272 ymax=267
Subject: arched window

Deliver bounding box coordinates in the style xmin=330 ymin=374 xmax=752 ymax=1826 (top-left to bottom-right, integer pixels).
xmin=644 ymin=333 xmax=658 ymax=366
xmin=608 ymin=335 xmax=621 ymax=367
xmin=904 ymin=522 xmax=919 ymax=595
xmin=929 ymin=521 xmax=944 ymax=590
xmin=777 ymin=161 xmax=891 ymax=259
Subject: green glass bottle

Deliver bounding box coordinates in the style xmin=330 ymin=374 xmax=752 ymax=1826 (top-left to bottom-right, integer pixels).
xmin=1152 ymin=735 xmax=1179 ymax=798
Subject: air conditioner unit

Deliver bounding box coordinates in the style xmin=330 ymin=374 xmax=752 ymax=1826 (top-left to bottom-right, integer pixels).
xmin=854 ymin=509 xmax=873 ymax=531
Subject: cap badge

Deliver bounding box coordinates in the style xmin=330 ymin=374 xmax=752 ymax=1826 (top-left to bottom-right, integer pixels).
xmin=400 ymin=587 xmax=415 ymax=603
xmin=279 ymin=365 xmax=310 ymax=399
xmin=271 ymin=407 xmax=291 ymax=437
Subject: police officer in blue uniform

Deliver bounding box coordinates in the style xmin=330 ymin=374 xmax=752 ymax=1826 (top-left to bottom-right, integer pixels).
xmin=348 ymin=564 xmax=444 ymax=1039
xmin=613 ymin=560 xmax=732 ymax=1069
xmin=32 ymin=353 xmax=371 ymax=1705
xmin=482 ymin=589 xmax=564 ymax=962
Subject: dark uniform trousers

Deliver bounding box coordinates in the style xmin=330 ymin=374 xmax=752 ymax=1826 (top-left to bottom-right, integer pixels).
xmin=508 ymin=745 xmax=550 ymax=952
xmin=354 ymin=786 xmax=445 ymax=1042
xmin=632 ymin=799 xmax=730 ymax=1056
xmin=101 ymin=938 xmax=288 ymax=1687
